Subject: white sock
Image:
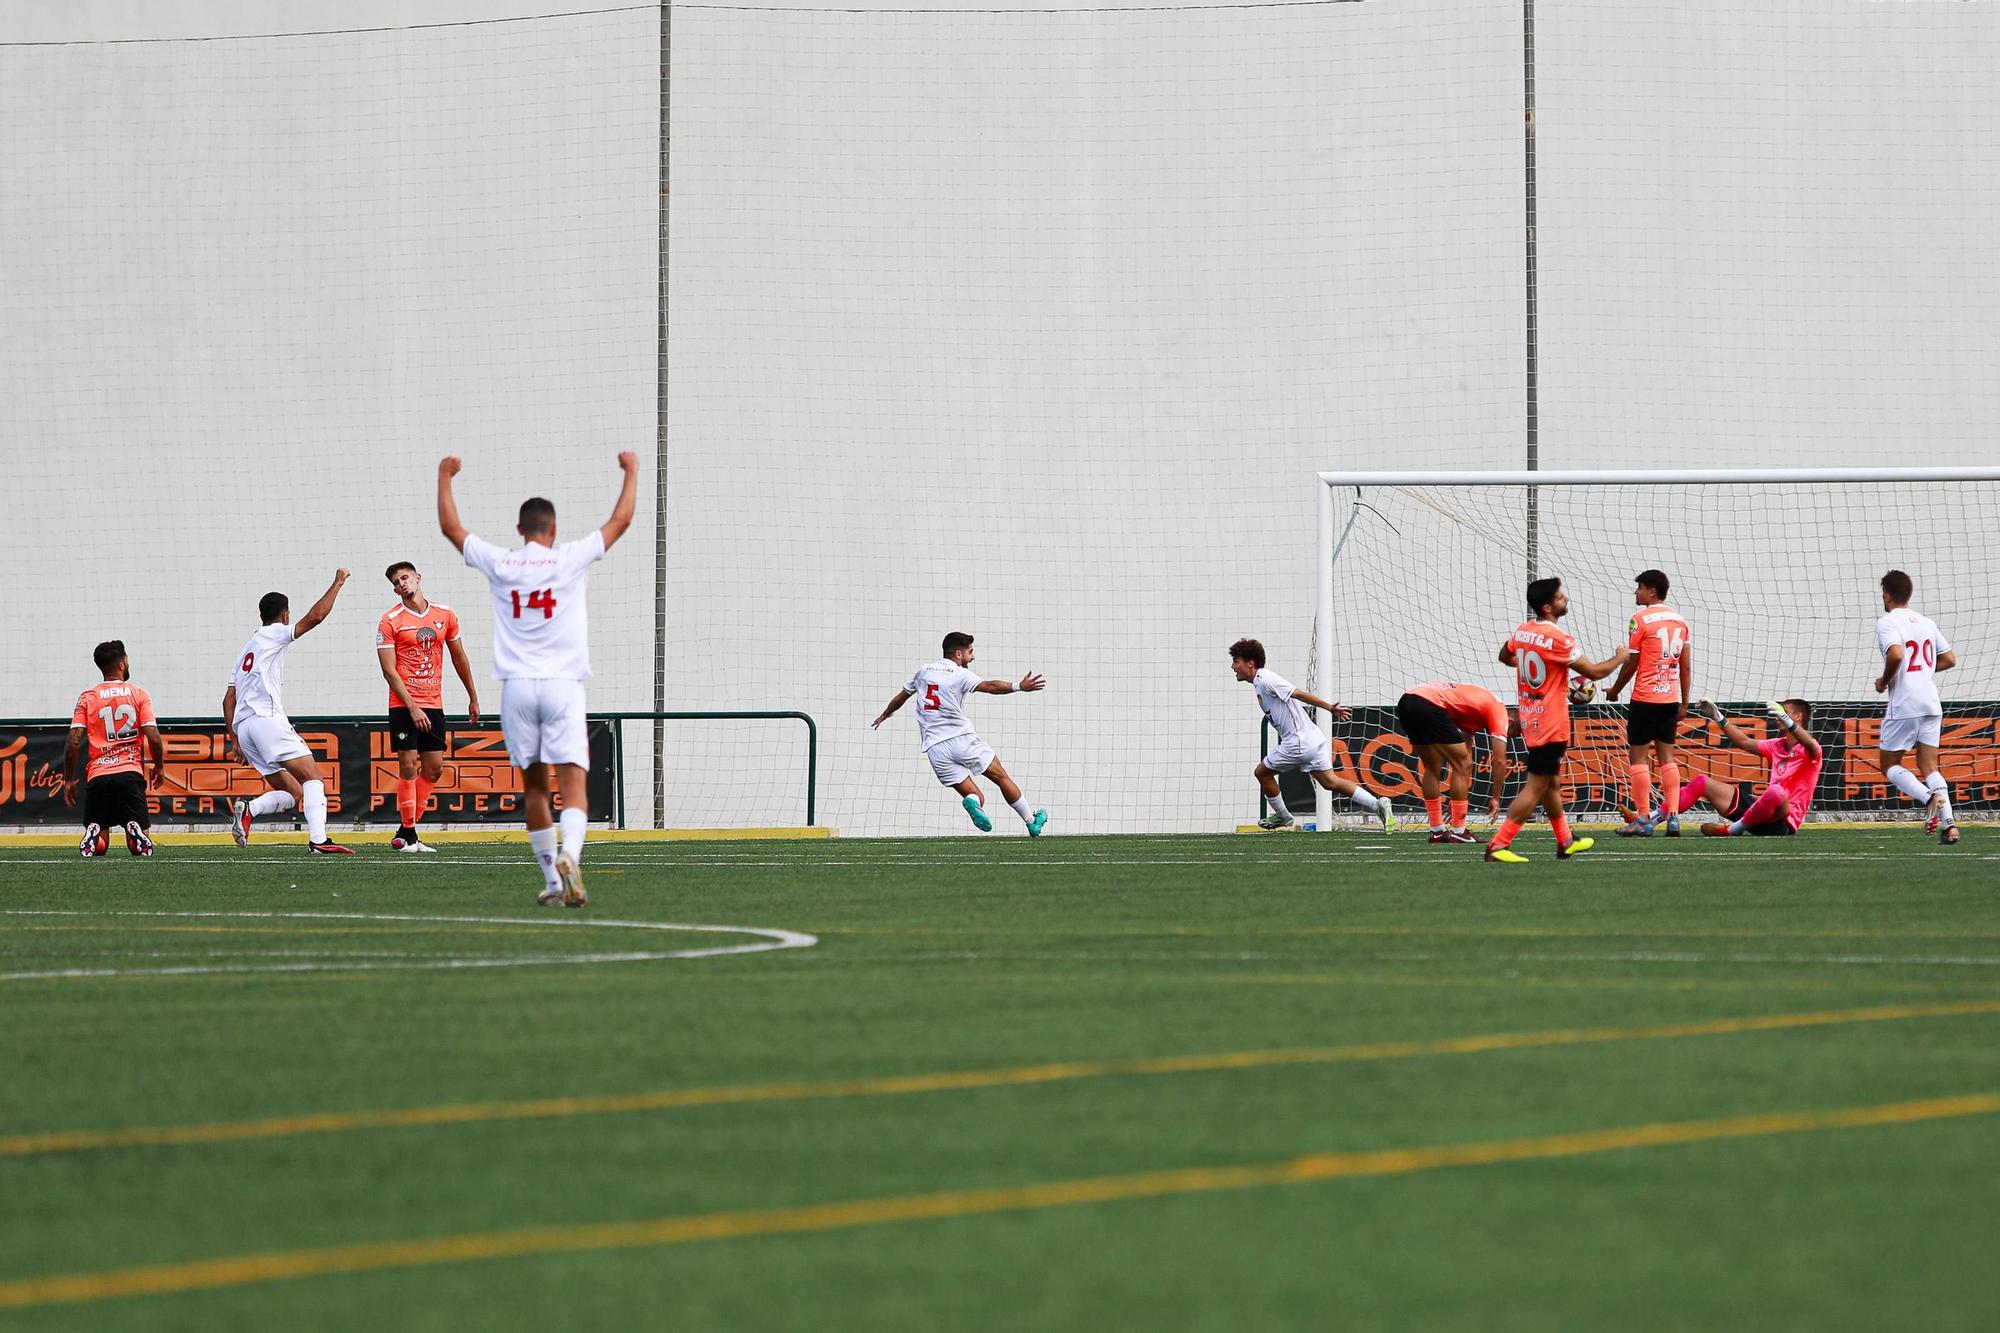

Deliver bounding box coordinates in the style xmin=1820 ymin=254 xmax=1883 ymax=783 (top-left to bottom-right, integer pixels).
xmin=248 ymin=790 xmax=295 ymax=817
xmin=1267 ymin=790 xmax=1292 ymax=820
xmin=1886 ymin=765 xmax=1930 ymax=804
xmin=1925 ymin=771 xmax=1955 ymax=823
xmin=1347 ymin=787 xmax=1381 ymax=813
xmin=1009 ymin=797 xmax=1033 ymax=824
xmin=301 ymin=779 xmax=329 ymax=843
xmin=560 ymin=807 xmax=587 ymax=863
xmin=529 ymin=827 xmax=560 ymax=888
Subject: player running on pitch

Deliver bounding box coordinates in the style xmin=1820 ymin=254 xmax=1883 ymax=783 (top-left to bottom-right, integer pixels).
xmin=1623 ymin=699 xmax=1823 ymax=837
xmin=1394 ymin=680 xmax=1512 ymax=844
xmin=1486 ymin=577 xmax=1627 ymax=864
xmin=1603 ymin=569 xmax=1693 ymax=837
xmin=873 ymin=632 xmax=1048 ymax=835
xmin=226 ymin=572 xmax=354 ymax=854
xmin=1230 ymin=638 xmax=1395 ymax=833
xmin=377 ymin=560 xmax=481 ymax=853
xmin=1873 ymin=570 xmax=1961 ymax=845
xmin=64 ymin=640 xmax=165 ymax=858
xmin=439 ymin=452 xmax=639 ymax=906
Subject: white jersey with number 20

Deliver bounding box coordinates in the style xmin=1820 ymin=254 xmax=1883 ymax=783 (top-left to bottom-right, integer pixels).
xmin=1876 ymin=607 xmax=1951 ymax=720
xmin=464 ymin=530 xmax=605 ymax=681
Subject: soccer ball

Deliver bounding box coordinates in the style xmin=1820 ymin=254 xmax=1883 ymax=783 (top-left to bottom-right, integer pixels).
xmin=1568 ymin=680 xmax=1596 ymax=706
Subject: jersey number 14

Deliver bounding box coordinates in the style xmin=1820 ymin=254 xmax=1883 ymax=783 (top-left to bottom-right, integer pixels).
xmin=510 ymin=589 xmax=557 ymax=620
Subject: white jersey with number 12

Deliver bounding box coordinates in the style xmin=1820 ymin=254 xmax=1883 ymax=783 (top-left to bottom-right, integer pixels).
xmin=463 ymin=530 xmax=605 ymax=681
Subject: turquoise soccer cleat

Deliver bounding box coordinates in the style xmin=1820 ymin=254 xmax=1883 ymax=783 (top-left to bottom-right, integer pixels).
xmin=1027 ymin=809 xmax=1048 ymax=837
xmin=963 ymin=796 xmax=993 ymax=832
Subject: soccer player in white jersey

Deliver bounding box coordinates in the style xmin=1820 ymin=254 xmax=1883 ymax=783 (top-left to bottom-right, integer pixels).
xmin=224 ymin=572 xmax=353 ymax=854
xmin=1873 ymin=569 xmax=1961 ymax=845
xmin=1229 ymin=638 xmax=1395 ymax=833
xmin=438 ymin=452 xmax=639 ymax=905
xmin=872 ymin=631 xmax=1048 ymax=834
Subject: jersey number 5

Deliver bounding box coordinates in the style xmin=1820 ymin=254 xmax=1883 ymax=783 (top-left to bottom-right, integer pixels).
xmin=510 ymin=589 xmax=557 ymax=620
xmin=922 ymin=683 xmax=942 ymax=711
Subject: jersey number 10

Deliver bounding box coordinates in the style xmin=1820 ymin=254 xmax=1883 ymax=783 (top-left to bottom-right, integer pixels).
xmin=510 ymin=589 xmax=557 ymax=620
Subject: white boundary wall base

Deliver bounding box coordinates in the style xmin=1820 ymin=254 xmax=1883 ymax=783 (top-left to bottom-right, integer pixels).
xmin=1313 ymin=468 xmax=2000 ymax=831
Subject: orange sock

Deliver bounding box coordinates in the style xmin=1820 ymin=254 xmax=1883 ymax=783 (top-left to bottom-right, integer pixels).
xmin=414 ymin=776 xmax=434 ymax=828
xmin=1424 ymin=797 xmax=1444 ymax=828
xmin=1551 ymin=814 xmax=1573 ymax=847
xmin=396 ymin=778 xmax=419 ymax=830
xmin=1448 ymin=798 xmax=1469 ymax=830
xmin=1659 ymin=763 xmax=1681 ymax=821
xmin=1627 ymin=763 xmax=1652 ymax=819
xmin=1489 ymin=818 xmax=1523 ymax=850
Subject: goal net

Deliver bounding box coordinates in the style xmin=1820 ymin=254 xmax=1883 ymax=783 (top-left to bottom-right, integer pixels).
xmin=1308 ymin=469 xmax=2000 ymax=828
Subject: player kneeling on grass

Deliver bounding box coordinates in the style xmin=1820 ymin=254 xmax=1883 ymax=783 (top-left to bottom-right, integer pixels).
xmin=1395 ymin=681 xmax=1511 ymax=844
xmin=1631 ymin=699 xmax=1823 ymax=837
xmin=64 ymin=640 xmax=165 ymax=858
xmin=1230 ymin=639 xmax=1395 ymax=833
xmin=873 ymin=632 xmax=1048 ymax=835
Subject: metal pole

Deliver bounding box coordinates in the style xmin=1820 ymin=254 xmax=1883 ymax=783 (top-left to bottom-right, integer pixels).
xmin=1314 ymin=481 xmax=1335 ymax=832
xmin=651 ymin=1 xmax=671 ymax=829
xmin=1523 ymin=0 xmax=1540 ymax=582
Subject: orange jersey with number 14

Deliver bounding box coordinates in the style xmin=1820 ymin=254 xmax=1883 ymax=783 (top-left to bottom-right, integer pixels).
xmin=1506 ymin=620 xmax=1577 ymax=747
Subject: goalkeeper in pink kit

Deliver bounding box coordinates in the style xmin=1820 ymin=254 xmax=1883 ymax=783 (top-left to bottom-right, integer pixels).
xmin=1629 ymin=698 xmax=1824 ymax=837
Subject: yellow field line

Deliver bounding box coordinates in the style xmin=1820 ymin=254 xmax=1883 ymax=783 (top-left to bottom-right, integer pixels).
xmin=6 ymin=999 xmax=1996 ymax=1161
xmin=3 ymin=1090 xmax=1995 ymax=1312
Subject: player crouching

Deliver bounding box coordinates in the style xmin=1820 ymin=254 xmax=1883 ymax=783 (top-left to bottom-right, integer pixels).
xmin=1629 ymin=699 xmax=1823 ymax=837
xmin=1231 ymin=639 xmax=1395 ymax=833
xmin=1395 ymin=680 xmax=1510 ymax=843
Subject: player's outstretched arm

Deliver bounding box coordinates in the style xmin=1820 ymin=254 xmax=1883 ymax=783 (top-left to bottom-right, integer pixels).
xmin=1571 ymin=647 xmax=1630 ymax=682
xmin=447 ymin=639 xmax=481 ymax=724
xmin=1603 ymin=655 xmax=1636 ymax=701
xmin=1713 ymin=711 xmax=1763 ymax=756
xmin=600 ymin=451 xmax=641 ymax=551
xmin=1763 ymin=700 xmax=1822 ymax=761
xmin=975 ymin=672 xmax=1046 ymax=698
xmin=871 ymin=689 xmax=913 ymax=729
xmin=1290 ymin=687 xmax=1352 ymax=722
xmin=293 ymin=569 xmax=350 ymax=637
xmin=437 ymin=457 xmax=470 ymax=552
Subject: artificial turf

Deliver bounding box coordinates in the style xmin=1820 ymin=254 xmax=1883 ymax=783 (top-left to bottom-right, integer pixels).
xmin=1 ymin=831 xmax=1995 ymax=1330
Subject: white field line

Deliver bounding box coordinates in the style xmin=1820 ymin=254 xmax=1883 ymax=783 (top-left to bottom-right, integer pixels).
xmin=860 ymin=948 xmax=2000 ymax=969
xmin=4 ymin=852 xmax=1992 ymax=869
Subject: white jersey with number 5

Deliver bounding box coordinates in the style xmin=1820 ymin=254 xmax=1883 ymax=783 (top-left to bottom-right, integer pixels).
xmin=228 ymin=623 xmax=298 ymax=725
xmin=1253 ymin=669 xmax=1325 ymax=751
xmin=464 ymin=530 xmax=605 ymax=681
xmin=1876 ymin=607 xmax=1951 ymax=720
xmin=905 ymin=661 xmax=981 ymax=749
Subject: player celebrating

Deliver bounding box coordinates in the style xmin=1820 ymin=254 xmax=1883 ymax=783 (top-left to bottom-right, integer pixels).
xmin=438 ymin=452 xmax=639 ymax=906
xmin=1486 ymin=577 xmax=1627 ymax=863
xmin=377 ymin=560 xmax=480 ymax=853
xmin=1873 ymin=569 xmax=1960 ymax=844
xmin=872 ymin=632 xmax=1048 ymax=835
xmin=64 ymin=640 xmax=165 ymax=858
xmin=1627 ymin=699 xmax=1823 ymax=836
xmin=1603 ymin=569 xmax=1693 ymax=837
xmin=1230 ymin=639 xmax=1395 ymax=833
xmin=225 ymin=572 xmax=354 ymax=854
xmin=1395 ymin=680 xmax=1512 ymax=843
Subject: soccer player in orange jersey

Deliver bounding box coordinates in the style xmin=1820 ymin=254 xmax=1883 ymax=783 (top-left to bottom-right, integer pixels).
xmin=1486 ymin=577 xmax=1628 ymax=864
xmin=1603 ymin=569 xmax=1693 ymax=837
xmin=378 ymin=561 xmax=481 ymax=853
xmin=64 ymin=640 xmax=165 ymax=858
xmin=1395 ymin=681 xmax=1513 ymax=843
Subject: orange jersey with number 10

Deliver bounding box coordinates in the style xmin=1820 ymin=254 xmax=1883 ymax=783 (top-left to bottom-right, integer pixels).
xmin=1626 ymin=604 xmax=1690 ymax=705
xmin=1506 ymin=620 xmax=1577 ymax=747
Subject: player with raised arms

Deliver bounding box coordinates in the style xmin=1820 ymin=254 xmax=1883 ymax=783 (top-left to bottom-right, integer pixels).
xmin=438 ymin=452 xmax=639 ymax=906
xmin=1622 ymin=698 xmax=1824 ymax=837
xmin=225 ymin=572 xmax=353 ymax=854
xmin=1603 ymin=569 xmax=1693 ymax=837
xmin=1486 ymin=577 xmax=1627 ymax=864
xmin=1873 ymin=569 xmax=1960 ymax=845
xmin=1394 ymin=680 xmax=1512 ymax=843
xmin=377 ymin=560 xmax=481 ymax=853
xmin=65 ymin=640 xmax=165 ymax=858
xmin=1230 ymin=638 xmax=1395 ymax=833
xmin=872 ymin=632 xmax=1048 ymax=835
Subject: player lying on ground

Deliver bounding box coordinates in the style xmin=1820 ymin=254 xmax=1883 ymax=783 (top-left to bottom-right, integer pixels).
xmin=1230 ymin=638 xmax=1395 ymax=833
xmin=64 ymin=639 xmax=164 ymax=858
xmin=1623 ymin=699 xmax=1824 ymax=837
xmin=1394 ymin=680 xmax=1511 ymax=844
xmin=1873 ymin=569 xmax=1961 ymax=846
xmin=225 ymin=572 xmax=354 ymax=854
xmin=1603 ymin=568 xmax=1693 ymax=837
xmin=873 ymin=632 xmax=1048 ymax=835
xmin=1487 ymin=577 xmax=1627 ymax=864
xmin=377 ymin=560 xmax=481 ymax=853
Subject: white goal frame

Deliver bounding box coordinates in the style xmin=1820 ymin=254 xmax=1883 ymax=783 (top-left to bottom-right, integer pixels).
xmin=1313 ymin=466 xmax=2000 ymax=830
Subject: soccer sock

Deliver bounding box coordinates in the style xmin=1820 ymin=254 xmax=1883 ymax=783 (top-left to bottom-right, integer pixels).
xmin=301 ymin=779 xmax=329 ymax=843
xmin=529 ymin=827 xmax=560 ymax=889
xmin=1346 ymin=787 xmax=1381 ymax=813
xmin=1448 ymin=798 xmax=1469 ymax=830
xmin=1660 ymin=764 xmax=1682 ymax=820
xmin=1673 ymin=773 xmax=1708 ymax=814
xmin=1424 ymin=797 xmax=1444 ymax=829
xmin=559 ymin=806 xmax=587 ymax=863
xmin=1009 ymin=797 xmax=1033 ymax=824
xmin=1267 ymin=791 xmax=1292 ymax=820
xmin=415 ymin=776 xmax=436 ymax=828
xmin=1886 ymin=765 xmax=1930 ymax=804
xmin=1925 ymin=771 xmax=1955 ymax=824
xmin=1488 ymin=818 xmax=1523 ymax=851
xmin=1627 ymin=763 xmax=1652 ymax=819
xmin=1730 ymin=786 xmax=1786 ymax=834
xmin=1550 ymin=814 xmax=1573 ymax=847
xmin=247 ymin=790 xmax=295 ymax=817
xmin=396 ymin=778 xmax=419 ymax=831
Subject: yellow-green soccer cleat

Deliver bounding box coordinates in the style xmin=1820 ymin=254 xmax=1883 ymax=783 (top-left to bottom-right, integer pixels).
xmin=1484 ymin=846 xmax=1529 ymax=864
xmin=1556 ymin=836 xmax=1595 ymax=859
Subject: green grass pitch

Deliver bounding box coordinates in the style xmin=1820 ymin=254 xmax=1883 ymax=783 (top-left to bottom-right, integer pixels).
xmin=2 ymin=832 xmax=1996 ymax=1330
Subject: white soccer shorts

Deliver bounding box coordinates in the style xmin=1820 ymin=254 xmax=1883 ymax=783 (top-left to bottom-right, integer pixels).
xmin=1878 ymin=714 xmax=1942 ymax=752
xmin=926 ymin=733 xmax=995 ymax=785
xmin=1264 ymin=735 xmax=1334 ymax=775
xmin=236 ymin=715 xmax=310 ymax=776
xmin=499 ymin=677 xmax=590 ymax=768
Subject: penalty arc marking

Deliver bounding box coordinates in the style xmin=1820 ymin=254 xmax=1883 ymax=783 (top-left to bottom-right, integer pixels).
xmin=0 ymin=910 xmax=817 ymax=981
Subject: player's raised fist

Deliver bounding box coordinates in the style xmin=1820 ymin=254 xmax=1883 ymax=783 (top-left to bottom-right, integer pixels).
xmin=334 ymin=568 xmax=351 ymax=583
xmin=439 ymin=456 xmax=463 ymax=478
xmin=617 ymin=451 xmax=640 ymax=472
xmin=1019 ymin=672 xmax=1046 ymax=693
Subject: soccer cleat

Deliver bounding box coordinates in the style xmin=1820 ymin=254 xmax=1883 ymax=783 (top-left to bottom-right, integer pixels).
xmin=1693 ymin=699 xmax=1724 ymax=723
xmin=1556 ymin=836 xmax=1595 ymax=859
xmin=1485 ymin=846 xmax=1528 ymax=864
xmin=555 ymin=853 xmax=586 ymax=908
xmin=1377 ymin=799 xmax=1398 ymax=833
xmin=1702 ymin=823 xmax=1733 ymax=837
xmin=537 ymin=885 xmax=565 ymax=907
xmin=80 ymin=823 xmax=104 ymax=858
xmin=1663 ymin=815 xmax=1681 ymax=838
xmin=124 ymin=821 xmax=154 ymax=857
xmin=1257 ymin=811 xmax=1295 ymax=831
xmin=1027 ymin=809 xmax=1048 ymax=838
xmin=1440 ymin=828 xmax=1478 ymax=844
xmin=963 ymin=796 xmax=994 ymax=832
xmin=1924 ymin=792 xmax=1945 ymax=835
xmin=1614 ymin=818 xmax=1653 ymax=838
xmin=308 ymin=840 xmax=354 ymax=855
xmin=230 ymin=799 xmax=252 ymax=847
xmin=1941 ymin=824 xmax=1961 ymax=846
xmin=397 ymin=840 xmax=438 ymax=854
xmin=1427 ymin=829 xmax=1450 ymax=844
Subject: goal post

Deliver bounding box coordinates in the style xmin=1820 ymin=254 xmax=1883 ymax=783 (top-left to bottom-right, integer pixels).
xmin=1311 ymin=468 xmax=2000 ymax=831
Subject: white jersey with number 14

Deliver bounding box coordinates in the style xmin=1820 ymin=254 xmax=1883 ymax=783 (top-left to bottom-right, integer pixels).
xmin=463 ymin=530 xmax=605 ymax=681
